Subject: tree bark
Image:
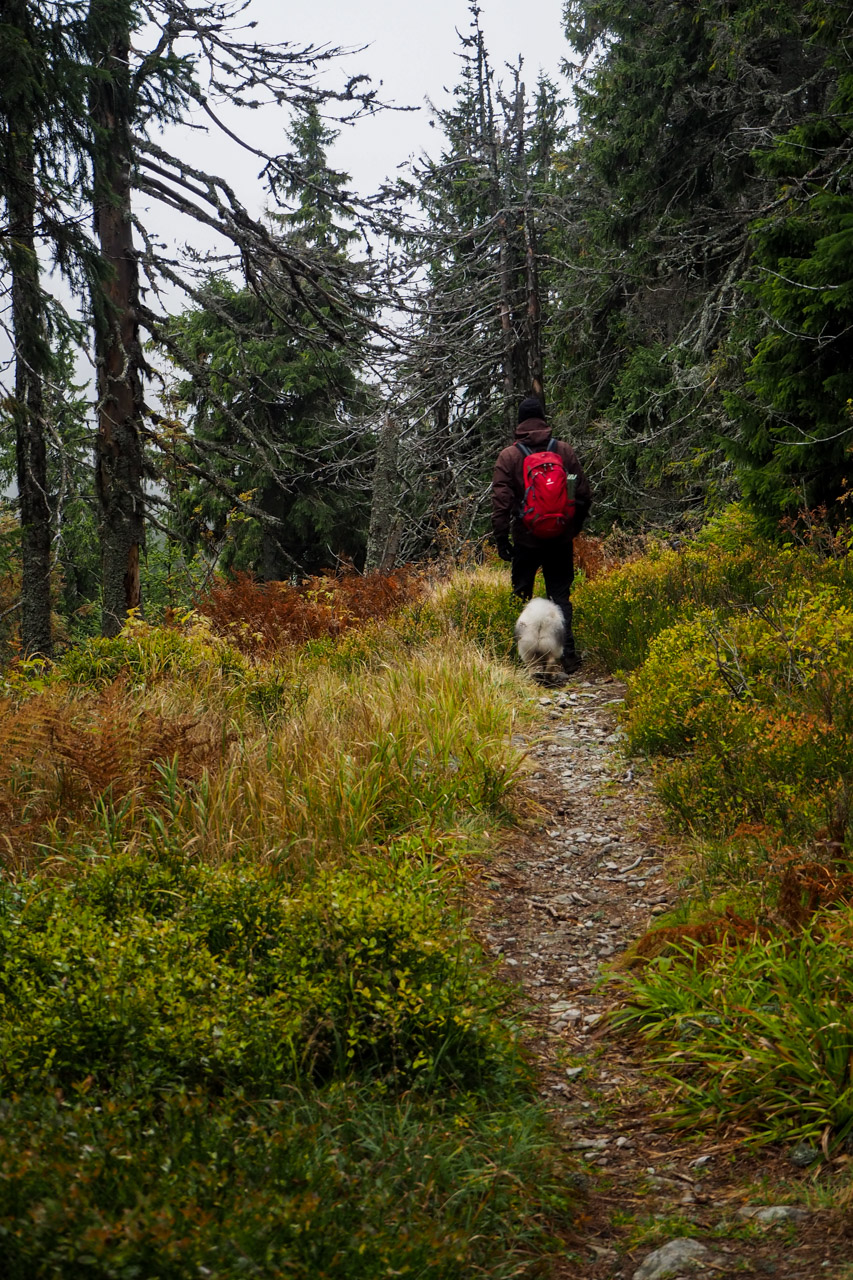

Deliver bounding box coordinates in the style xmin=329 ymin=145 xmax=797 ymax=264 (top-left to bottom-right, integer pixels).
xmin=523 ymin=203 xmax=544 ymax=409
xmin=497 ymin=211 xmax=516 ymax=433
xmin=365 ymin=416 xmax=402 ymax=573
xmin=6 ymin=0 xmax=53 ymax=657
xmin=89 ymin=3 xmax=145 ymax=636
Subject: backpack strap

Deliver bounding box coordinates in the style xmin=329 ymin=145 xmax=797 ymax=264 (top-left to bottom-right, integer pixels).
xmin=516 ymin=439 xmax=559 ymax=456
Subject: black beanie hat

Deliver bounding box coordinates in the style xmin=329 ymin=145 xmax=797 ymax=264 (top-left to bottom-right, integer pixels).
xmin=518 ymin=395 xmax=545 ymax=423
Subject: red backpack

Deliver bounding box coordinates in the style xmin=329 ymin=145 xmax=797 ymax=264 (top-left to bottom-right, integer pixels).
xmin=516 ymin=439 xmax=576 ymax=538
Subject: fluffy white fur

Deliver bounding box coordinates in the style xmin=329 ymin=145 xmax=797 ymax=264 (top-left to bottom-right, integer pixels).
xmin=514 ymin=597 xmax=565 ymax=681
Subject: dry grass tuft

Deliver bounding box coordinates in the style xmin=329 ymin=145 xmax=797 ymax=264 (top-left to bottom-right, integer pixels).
xmin=0 ymin=686 xmax=231 ymax=872
xmin=623 ymin=907 xmax=768 ymax=969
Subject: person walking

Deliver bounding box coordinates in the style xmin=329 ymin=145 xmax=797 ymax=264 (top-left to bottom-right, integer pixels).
xmin=491 ymin=395 xmax=592 ymax=674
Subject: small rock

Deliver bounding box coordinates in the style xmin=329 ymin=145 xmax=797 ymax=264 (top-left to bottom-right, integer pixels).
xmin=566 ymin=1170 xmax=591 ymax=1192
xmin=633 ymin=1238 xmax=712 ymax=1280
xmin=738 ymin=1205 xmax=809 ymax=1224
xmin=565 ymin=1066 xmax=584 ymax=1079
xmin=788 ymin=1142 xmax=819 ymax=1168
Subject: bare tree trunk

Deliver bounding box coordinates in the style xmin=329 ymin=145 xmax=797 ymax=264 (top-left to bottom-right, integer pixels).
xmin=365 ymin=416 xmax=402 ymax=573
xmin=497 ymin=212 xmax=516 ymax=433
xmin=6 ymin=0 xmax=52 ymax=657
xmin=89 ymin=4 xmax=145 ymax=636
xmin=523 ymin=204 xmax=544 ymax=408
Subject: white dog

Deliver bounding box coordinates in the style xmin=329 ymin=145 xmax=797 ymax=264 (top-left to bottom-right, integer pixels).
xmin=514 ymin=597 xmax=566 ymax=683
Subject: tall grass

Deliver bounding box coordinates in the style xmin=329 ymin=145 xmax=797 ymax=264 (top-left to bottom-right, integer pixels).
xmin=4 ymin=642 xmax=526 ymax=876
xmin=615 ymin=925 xmax=853 ymax=1148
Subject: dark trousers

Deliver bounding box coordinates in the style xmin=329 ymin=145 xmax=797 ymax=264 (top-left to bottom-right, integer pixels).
xmin=511 ymin=541 xmax=576 ymax=654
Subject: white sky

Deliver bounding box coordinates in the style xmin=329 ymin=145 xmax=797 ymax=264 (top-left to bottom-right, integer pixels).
xmin=152 ymin=0 xmax=573 ymax=244
xmin=3 ymin=1 xmax=575 ymax=393
xmin=278 ymin=0 xmax=573 ymax=191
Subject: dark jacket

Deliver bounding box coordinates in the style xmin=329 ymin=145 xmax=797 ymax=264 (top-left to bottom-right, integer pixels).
xmin=491 ymin=419 xmax=592 ymax=548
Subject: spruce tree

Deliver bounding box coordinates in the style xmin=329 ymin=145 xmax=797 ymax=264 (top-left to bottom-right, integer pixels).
xmin=161 ymin=105 xmax=374 ymax=579
xmin=0 ymin=0 xmax=90 ymax=654
xmin=724 ymin=2 xmax=853 ymax=530
xmin=555 ymin=0 xmax=835 ymax=524
xmin=396 ymin=6 xmax=566 ymax=555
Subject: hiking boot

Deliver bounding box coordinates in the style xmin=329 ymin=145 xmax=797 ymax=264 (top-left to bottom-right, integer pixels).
xmin=561 ymin=651 xmax=582 ymax=676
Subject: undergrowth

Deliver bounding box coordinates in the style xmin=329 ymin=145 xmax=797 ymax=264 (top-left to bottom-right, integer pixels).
xmin=0 ymin=563 xmax=573 ymax=1276
xmin=194 ymin=565 xmax=426 ymax=658
xmin=578 ymin=506 xmax=853 ymax=1158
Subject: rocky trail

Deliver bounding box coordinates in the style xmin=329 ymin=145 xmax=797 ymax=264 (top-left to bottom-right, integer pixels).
xmin=473 ymin=673 xmax=852 ymax=1280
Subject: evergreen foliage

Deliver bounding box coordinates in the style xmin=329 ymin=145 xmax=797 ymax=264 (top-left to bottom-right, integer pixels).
xmin=160 ymin=107 xmax=374 ymax=579
xmin=725 ymin=1 xmax=853 ymax=529
xmin=3 ymin=0 xmax=853 ymax=626
xmin=555 ymin=0 xmax=837 ymax=526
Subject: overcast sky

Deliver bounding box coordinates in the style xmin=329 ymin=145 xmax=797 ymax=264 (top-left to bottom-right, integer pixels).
xmin=153 ymin=0 xmax=574 ymax=248
xmin=279 ymin=0 xmax=573 ymax=191
xmin=4 ymin=2 xmax=576 ymax=388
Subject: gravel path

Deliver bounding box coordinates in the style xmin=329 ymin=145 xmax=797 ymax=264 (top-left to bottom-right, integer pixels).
xmin=473 ymin=673 xmax=852 ymax=1280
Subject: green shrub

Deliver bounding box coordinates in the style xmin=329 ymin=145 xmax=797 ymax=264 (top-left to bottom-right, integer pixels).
xmin=573 ymin=508 xmax=794 ymax=671
xmin=623 ymin=612 xmax=728 ymax=755
xmin=656 ymin=704 xmax=850 ymax=839
xmin=75 ymin=847 xmax=204 ymax=922
xmin=616 ymin=922 xmax=853 ymax=1147
xmin=0 ymin=853 xmax=570 ymax=1276
xmin=54 ymin=615 xmax=249 ymax=691
xmin=624 ymin=587 xmax=853 ymax=839
xmin=0 ymin=861 xmax=519 ymax=1095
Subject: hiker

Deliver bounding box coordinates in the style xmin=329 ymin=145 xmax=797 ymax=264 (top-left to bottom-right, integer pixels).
xmin=491 ymin=395 xmax=592 ymax=675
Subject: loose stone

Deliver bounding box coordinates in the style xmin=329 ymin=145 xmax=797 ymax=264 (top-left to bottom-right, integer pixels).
xmin=633 ymin=1239 xmax=713 ymax=1280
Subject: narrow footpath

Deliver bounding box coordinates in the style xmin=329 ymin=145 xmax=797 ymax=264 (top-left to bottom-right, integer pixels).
xmin=473 ymin=673 xmax=851 ymax=1280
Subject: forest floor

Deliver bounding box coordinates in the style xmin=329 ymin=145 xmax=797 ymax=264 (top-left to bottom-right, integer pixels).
xmin=471 ymin=671 xmax=853 ymax=1280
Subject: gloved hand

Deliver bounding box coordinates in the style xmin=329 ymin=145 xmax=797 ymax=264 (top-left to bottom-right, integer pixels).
xmin=495 ymin=532 xmax=513 ymax=563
